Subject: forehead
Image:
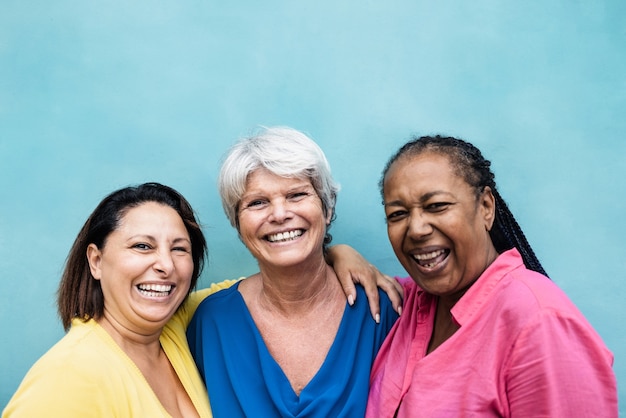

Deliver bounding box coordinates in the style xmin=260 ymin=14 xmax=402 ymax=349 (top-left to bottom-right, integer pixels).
xmin=387 ymin=152 xmax=456 ymax=181
xmin=116 ymin=202 xmax=184 ymax=232
xmin=245 ymin=168 xmax=313 ymax=192
xmin=384 ymin=152 xmax=470 ymax=196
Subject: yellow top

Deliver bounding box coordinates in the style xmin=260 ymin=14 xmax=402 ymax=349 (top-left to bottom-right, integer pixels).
xmin=3 ymin=280 xmax=238 ymax=418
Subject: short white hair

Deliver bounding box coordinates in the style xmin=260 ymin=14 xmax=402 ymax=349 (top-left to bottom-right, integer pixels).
xmin=217 ymin=126 xmax=340 ymax=237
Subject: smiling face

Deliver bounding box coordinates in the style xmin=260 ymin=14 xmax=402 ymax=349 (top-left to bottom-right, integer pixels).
xmin=86 ymin=201 xmax=194 ymax=335
xmin=383 ymin=152 xmax=498 ymax=303
xmin=237 ymin=168 xmax=331 ymax=270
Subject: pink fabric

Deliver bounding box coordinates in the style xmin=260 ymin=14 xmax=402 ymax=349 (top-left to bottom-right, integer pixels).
xmin=366 ymin=249 xmax=617 ymax=418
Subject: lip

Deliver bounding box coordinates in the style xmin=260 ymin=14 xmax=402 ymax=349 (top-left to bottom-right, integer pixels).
xmin=265 ymin=228 xmax=305 ymax=243
xmin=135 ymin=282 xmax=176 ymax=299
xmin=407 ymin=246 xmax=450 ymax=274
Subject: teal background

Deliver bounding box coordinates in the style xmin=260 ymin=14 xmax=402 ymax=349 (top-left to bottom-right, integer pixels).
xmin=1 ymin=0 xmax=624 ymax=412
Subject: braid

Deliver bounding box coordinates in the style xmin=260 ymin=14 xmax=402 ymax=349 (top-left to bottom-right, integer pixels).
xmin=380 ymin=134 xmax=548 ymax=277
xmin=491 ymin=189 xmax=548 ymax=277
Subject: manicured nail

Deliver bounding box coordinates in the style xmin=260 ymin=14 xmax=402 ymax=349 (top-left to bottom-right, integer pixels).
xmin=348 ymin=294 xmax=354 ymax=306
xmin=375 ymin=313 xmax=380 ymax=324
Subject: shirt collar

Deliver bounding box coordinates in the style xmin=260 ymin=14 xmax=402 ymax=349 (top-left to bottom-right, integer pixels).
xmin=450 ymin=248 xmax=524 ymax=326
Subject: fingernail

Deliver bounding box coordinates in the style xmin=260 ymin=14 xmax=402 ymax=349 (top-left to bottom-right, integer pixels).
xmin=375 ymin=313 xmax=380 ymax=324
xmin=348 ymin=294 xmax=354 ymax=306
xmin=397 ymin=306 xmax=402 ymax=316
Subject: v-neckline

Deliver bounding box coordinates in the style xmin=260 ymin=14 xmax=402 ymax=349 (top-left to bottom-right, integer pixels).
xmin=234 ymin=281 xmax=350 ymax=399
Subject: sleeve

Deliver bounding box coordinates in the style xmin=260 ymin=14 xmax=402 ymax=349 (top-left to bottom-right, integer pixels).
xmin=505 ymin=310 xmax=618 ymax=417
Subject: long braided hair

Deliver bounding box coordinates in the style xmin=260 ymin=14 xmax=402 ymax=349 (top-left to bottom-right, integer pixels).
xmin=380 ymin=135 xmax=548 ymax=277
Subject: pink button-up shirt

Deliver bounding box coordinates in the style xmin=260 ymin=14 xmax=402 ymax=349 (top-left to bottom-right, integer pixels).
xmin=366 ymin=249 xmax=617 ymax=417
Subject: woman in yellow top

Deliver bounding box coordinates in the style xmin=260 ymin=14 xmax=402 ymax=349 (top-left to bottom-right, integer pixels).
xmin=3 ymin=182 xmax=398 ymax=418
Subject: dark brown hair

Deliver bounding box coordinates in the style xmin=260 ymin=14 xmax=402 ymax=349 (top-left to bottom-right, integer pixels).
xmin=57 ymin=183 xmax=207 ymax=330
xmin=380 ymin=135 xmax=547 ymax=277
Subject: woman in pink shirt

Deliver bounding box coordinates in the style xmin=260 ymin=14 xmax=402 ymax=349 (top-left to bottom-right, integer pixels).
xmin=366 ymin=135 xmax=617 ymax=417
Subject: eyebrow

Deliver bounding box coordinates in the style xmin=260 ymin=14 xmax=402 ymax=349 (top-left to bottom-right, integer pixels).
xmin=384 ymin=190 xmax=452 ymax=207
xmin=287 ymin=184 xmax=316 ymax=193
xmin=242 ymin=182 xmax=315 ymax=198
xmin=128 ymin=235 xmax=191 ymax=244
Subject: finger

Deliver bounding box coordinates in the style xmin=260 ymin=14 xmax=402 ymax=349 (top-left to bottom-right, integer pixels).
xmin=360 ymin=268 xmax=381 ymax=322
xmin=337 ymin=269 xmax=358 ymax=306
xmin=377 ymin=274 xmax=403 ymax=315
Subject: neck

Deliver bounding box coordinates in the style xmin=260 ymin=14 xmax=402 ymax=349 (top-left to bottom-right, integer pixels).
xmin=438 ymin=243 xmax=499 ymax=310
xmin=427 ymin=298 xmax=460 ymax=354
xmin=257 ymin=261 xmax=341 ymax=316
xmin=97 ymin=311 xmax=163 ymax=359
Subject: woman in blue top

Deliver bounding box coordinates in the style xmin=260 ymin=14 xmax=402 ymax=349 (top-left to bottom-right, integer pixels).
xmin=187 ymin=127 xmax=399 ymax=417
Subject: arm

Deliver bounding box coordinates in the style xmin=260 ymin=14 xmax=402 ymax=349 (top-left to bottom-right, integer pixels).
xmin=326 ymin=244 xmax=403 ymax=322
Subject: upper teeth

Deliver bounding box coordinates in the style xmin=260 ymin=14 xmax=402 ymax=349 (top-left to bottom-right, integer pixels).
xmin=414 ymin=249 xmax=445 ymax=261
xmin=138 ymin=284 xmax=172 ymax=292
xmin=267 ymin=230 xmax=303 ymax=242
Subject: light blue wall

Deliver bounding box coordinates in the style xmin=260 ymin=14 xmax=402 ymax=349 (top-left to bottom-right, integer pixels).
xmin=1 ymin=0 xmax=624 ymax=411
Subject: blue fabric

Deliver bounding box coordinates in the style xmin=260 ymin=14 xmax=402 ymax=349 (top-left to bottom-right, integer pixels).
xmin=187 ymin=282 xmax=398 ymax=418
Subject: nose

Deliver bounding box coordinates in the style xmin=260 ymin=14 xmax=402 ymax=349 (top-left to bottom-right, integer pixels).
xmin=268 ymin=199 xmax=291 ymax=223
xmin=153 ymin=248 xmax=174 ymax=275
xmin=406 ymin=211 xmax=433 ymax=240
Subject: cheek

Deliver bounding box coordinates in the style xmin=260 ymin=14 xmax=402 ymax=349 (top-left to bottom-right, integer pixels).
xmin=386 ymin=224 xmax=404 ymax=250
xmin=239 ymin=229 xmax=258 ymax=250
xmin=101 ymin=256 xmax=135 ymax=279
xmin=175 ymin=257 xmax=195 ymax=281
xmin=237 ymin=213 xmax=259 ymax=235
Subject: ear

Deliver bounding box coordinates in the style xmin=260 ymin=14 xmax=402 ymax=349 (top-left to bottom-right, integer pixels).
xmin=86 ymin=243 xmax=103 ymax=280
xmin=325 ymin=207 xmax=333 ymax=225
xmin=480 ymin=186 xmax=496 ymax=231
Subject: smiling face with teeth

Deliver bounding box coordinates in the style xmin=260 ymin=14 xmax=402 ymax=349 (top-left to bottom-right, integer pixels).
xmin=86 ymin=202 xmax=194 ymax=335
xmin=237 ymin=168 xmax=331 ymax=270
xmin=383 ymin=152 xmax=498 ymax=304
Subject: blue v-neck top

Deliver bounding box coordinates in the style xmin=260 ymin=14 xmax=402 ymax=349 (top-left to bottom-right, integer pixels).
xmin=187 ymin=281 xmax=398 ymax=418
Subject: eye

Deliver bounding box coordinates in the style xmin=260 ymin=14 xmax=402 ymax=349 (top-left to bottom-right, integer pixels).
xmin=425 ymin=202 xmax=451 ymax=212
xmin=132 ymin=243 xmax=152 ymax=250
xmin=385 ymin=210 xmax=408 ymax=223
xmin=288 ymin=191 xmax=310 ymax=201
xmin=173 ymin=245 xmax=191 ymax=253
xmin=244 ymin=199 xmax=267 ymax=209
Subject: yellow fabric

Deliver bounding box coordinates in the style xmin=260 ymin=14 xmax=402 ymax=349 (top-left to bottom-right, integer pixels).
xmin=3 ymin=279 xmax=238 ymax=418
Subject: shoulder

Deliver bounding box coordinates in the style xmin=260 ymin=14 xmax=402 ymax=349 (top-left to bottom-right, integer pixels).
xmin=486 ymin=264 xmax=610 ymax=358
xmin=193 ymin=280 xmax=243 ymax=318
xmin=188 ymin=278 xmax=242 ymax=305
xmin=360 ymin=285 xmax=397 ymax=315
xmin=353 ymin=286 xmax=399 ymax=329
xmin=173 ymin=278 xmax=242 ymax=326
xmin=40 ymin=320 xmax=127 ymax=374
xmin=497 ymin=264 xmax=580 ymax=317
xmin=395 ymin=276 xmax=419 ymax=294
xmin=471 ymin=249 xmax=581 ymax=318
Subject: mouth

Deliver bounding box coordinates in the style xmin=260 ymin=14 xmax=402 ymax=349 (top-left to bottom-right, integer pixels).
xmin=136 ymin=283 xmax=173 ymax=297
xmin=412 ymin=249 xmax=449 ymax=269
xmin=266 ymin=229 xmax=304 ymax=243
